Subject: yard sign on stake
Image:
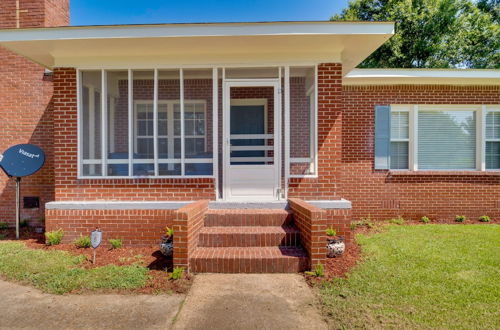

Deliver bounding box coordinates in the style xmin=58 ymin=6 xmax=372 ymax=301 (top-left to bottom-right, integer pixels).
xmin=91 ymin=228 xmax=102 ymax=264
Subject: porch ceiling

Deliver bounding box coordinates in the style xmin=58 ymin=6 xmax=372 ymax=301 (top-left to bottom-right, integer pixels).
xmin=0 ymin=21 xmax=394 ymax=75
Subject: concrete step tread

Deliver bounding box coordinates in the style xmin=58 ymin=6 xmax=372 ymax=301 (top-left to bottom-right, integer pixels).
xmin=206 ymin=209 xmax=292 ymax=214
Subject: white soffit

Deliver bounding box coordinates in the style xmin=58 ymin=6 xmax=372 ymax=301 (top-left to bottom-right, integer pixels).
xmin=344 ymin=69 xmax=500 ymax=85
xmin=0 ymin=21 xmax=394 ymax=75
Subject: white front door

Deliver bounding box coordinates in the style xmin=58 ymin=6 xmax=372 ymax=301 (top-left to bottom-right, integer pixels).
xmin=223 ymin=80 xmax=281 ymax=201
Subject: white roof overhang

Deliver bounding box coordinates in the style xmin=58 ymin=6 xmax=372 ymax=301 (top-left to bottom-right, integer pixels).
xmin=344 ymin=69 xmax=500 ymax=85
xmin=0 ymin=21 xmax=394 ymax=75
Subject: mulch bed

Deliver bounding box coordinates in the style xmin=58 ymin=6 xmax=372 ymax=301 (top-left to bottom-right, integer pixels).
xmin=1 ymin=228 xmax=192 ymax=294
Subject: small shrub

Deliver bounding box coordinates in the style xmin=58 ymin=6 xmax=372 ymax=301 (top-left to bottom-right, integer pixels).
xmin=421 ymin=216 xmax=430 ymax=224
xmin=165 ymin=226 xmax=174 ymax=238
xmin=45 ymin=229 xmax=64 ymax=246
xmin=20 ymin=219 xmax=30 ymax=228
xmin=169 ymin=267 xmax=185 ymax=280
xmin=109 ymin=238 xmax=123 ymax=249
xmin=479 ymin=215 xmax=490 ymax=223
xmin=305 ymin=264 xmax=325 ymax=277
xmin=351 ymin=216 xmax=375 ymax=230
xmin=326 ymin=227 xmax=336 ymax=237
xmin=0 ymin=222 xmax=9 ymax=230
xmin=0 ymin=233 xmax=6 ymax=240
xmin=389 ymin=216 xmax=405 ymax=225
xmin=74 ymin=234 xmax=91 ymax=248
xmin=455 ymin=215 xmax=466 ymax=223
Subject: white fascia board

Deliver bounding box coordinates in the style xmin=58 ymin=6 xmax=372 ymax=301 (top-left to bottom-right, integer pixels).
xmin=344 ymin=69 xmax=500 ymax=85
xmin=0 ymin=22 xmax=394 ymax=42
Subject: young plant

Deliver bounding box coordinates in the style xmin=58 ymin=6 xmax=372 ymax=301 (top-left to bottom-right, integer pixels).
xmin=45 ymin=229 xmax=64 ymax=246
xmin=479 ymin=215 xmax=491 ymax=223
xmin=74 ymin=234 xmax=91 ymax=248
xmin=421 ymin=216 xmax=431 ymax=224
xmin=455 ymin=215 xmax=466 ymax=223
xmin=109 ymin=238 xmax=123 ymax=249
xmin=305 ymin=264 xmax=325 ymax=277
xmin=389 ymin=216 xmax=405 ymax=225
xmin=326 ymin=227 xmax=336 ymax=237
xmin=165 ymin=226 xmax=174 ymax=238
xmin=20 ymin=219 xmax=30 ymax=228
xmin=0 ymin=233 xmax=6 ymax=240
xmin=0 ymin=222 xmax=9 ymax=230
xmin=351 ymin=216 xmax=375 ymax=230
xmin=169 ymin=267 xmax=185 ymax=280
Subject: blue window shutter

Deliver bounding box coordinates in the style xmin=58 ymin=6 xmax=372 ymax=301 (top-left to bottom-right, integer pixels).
xmin=374 ymin=105 xmax=391 ymax=169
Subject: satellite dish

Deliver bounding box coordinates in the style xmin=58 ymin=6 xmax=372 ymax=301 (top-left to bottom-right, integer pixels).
xmin=0 ymin=144 xmax=46 ymax=240
xmin=0 ymin=144 xmax=45 ymax=177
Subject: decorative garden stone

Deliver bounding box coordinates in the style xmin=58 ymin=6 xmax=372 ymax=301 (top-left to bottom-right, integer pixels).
xmin=327 ymin=236 xmax=345 ymax=258
xmin=160 ymin=236 xmax=173 ymax=257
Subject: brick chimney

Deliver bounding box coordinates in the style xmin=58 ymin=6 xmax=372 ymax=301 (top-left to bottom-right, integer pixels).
xmin=0 ymin=0 xmax=69 ymax=29
xmin=0 ymin=0 xmax=69 ymax=226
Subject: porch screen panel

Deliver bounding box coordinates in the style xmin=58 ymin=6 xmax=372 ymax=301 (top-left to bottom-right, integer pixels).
xmin=81 ymin=71 xmax=102 ymax=176
xmin=289 ymin=67 xmax=316 ymax=175
xmin=158 ymin=70 xmax=181 ymax=175
xmin=183 ymin=69 xmax=213 ymax=176
xmin=106 ymin=70 xmax=129 ymax=176
xmin=132 ymin=70 xmax=155 ymax=176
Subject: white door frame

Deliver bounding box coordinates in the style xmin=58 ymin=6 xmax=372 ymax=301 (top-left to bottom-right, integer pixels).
xmin=222 ymin=79 xmax=281 ymax=201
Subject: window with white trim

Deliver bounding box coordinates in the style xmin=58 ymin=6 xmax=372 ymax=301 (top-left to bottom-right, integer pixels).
xmin=390 ymin=107 xmax=409 ymax=170
xmin=486 ymin=109 xmax=500 ymax=170
xmin=388 ymin=105 xmax=499 ymax=171
xmin=134 ymin=101 xmax=207 ymax=161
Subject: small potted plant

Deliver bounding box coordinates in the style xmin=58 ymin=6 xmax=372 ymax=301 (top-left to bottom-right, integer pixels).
xmin=326 ymin=226 xmax=345 ymax=258
xmin=160 ymin=226 xmax=174 ymax=257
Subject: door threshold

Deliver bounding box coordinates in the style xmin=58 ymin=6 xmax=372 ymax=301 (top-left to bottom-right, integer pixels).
xmin=209 ymin=201 xmax=288 ymax=209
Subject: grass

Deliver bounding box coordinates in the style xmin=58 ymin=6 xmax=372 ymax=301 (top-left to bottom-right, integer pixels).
xmin=320 ymin=225 xmax=500 ymax=329
xmin=0 ymin=242 xmax=149 ymax=294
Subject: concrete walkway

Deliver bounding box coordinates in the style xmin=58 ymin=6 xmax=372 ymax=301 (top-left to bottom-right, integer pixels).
xmin=0 ymin=274 xmax=327 ymax=330
xmin=0 ymin=279 xmax=184 ymax=330
xmin=172 ymin=274 xmax=328 ymax=330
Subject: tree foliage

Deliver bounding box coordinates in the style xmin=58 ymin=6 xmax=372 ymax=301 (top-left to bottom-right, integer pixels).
xmin=332 ymin=0 xmax=499 ymax=68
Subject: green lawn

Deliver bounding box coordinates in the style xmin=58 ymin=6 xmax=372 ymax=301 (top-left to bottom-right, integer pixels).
xmin=0 ymin=242 xmax=149 ymax=294
xmin=321 ymin=225 xmax=500 ymax=329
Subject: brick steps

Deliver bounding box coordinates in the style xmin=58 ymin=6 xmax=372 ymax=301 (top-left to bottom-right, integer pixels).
xmin=204 ymin=209 xmax=293 ymax=227
xmin=191 ymin=208 xmax=309 ymax=273
xmin=190 ymin=246 xmax=309 ymax=273
xmin=198 ymin=226 xmax=300 ymax=247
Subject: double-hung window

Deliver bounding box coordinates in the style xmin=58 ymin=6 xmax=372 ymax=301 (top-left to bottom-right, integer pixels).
xmin=390 ymin=106 xmax=409 ymax=170
xmin=384 ymin=105 xmax=499 ymax=171
xmin=486 ymin=108 xmax=500 ymax=170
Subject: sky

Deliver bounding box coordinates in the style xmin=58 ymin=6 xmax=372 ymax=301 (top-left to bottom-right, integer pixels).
xmin=70 ymin=0 xmax=351 ymax=26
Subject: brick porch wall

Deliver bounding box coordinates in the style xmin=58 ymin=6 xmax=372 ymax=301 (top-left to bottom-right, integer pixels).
xmin=288 ymin=198 xmax=327 ymax=268
xmin=173 ymin=200 xmax=209 ymax=271
xmin=288 ymin=63 xmax=343 ymax=199
xmin=45 ymin=208 xmax=175 ymax=247
xmin=52 ymin=68 xmax=217 ymax=201
xmin=341 ymin=84 xmax=500 ymax=222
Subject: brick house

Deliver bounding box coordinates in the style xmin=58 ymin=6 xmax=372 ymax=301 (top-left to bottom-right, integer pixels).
xmin=0 ymin=0 xmax=498 ymax=273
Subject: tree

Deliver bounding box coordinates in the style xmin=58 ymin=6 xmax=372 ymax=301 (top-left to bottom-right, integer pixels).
xmin=332 ymin=0 xmax=499 ymax=68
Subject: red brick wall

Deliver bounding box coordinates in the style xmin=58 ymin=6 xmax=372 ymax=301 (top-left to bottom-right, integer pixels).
xmin=0 ymin=0 xmax=68 ymax=226
xmin=45 ymin=208 xmax=175 ymax=246
xmin=288 ymin=63 xmax=343 ymax=199
xmin=340 ymin=84 xmax=500 ymax=222
xmin=173 ymin=200 xmax=208 ymax=270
